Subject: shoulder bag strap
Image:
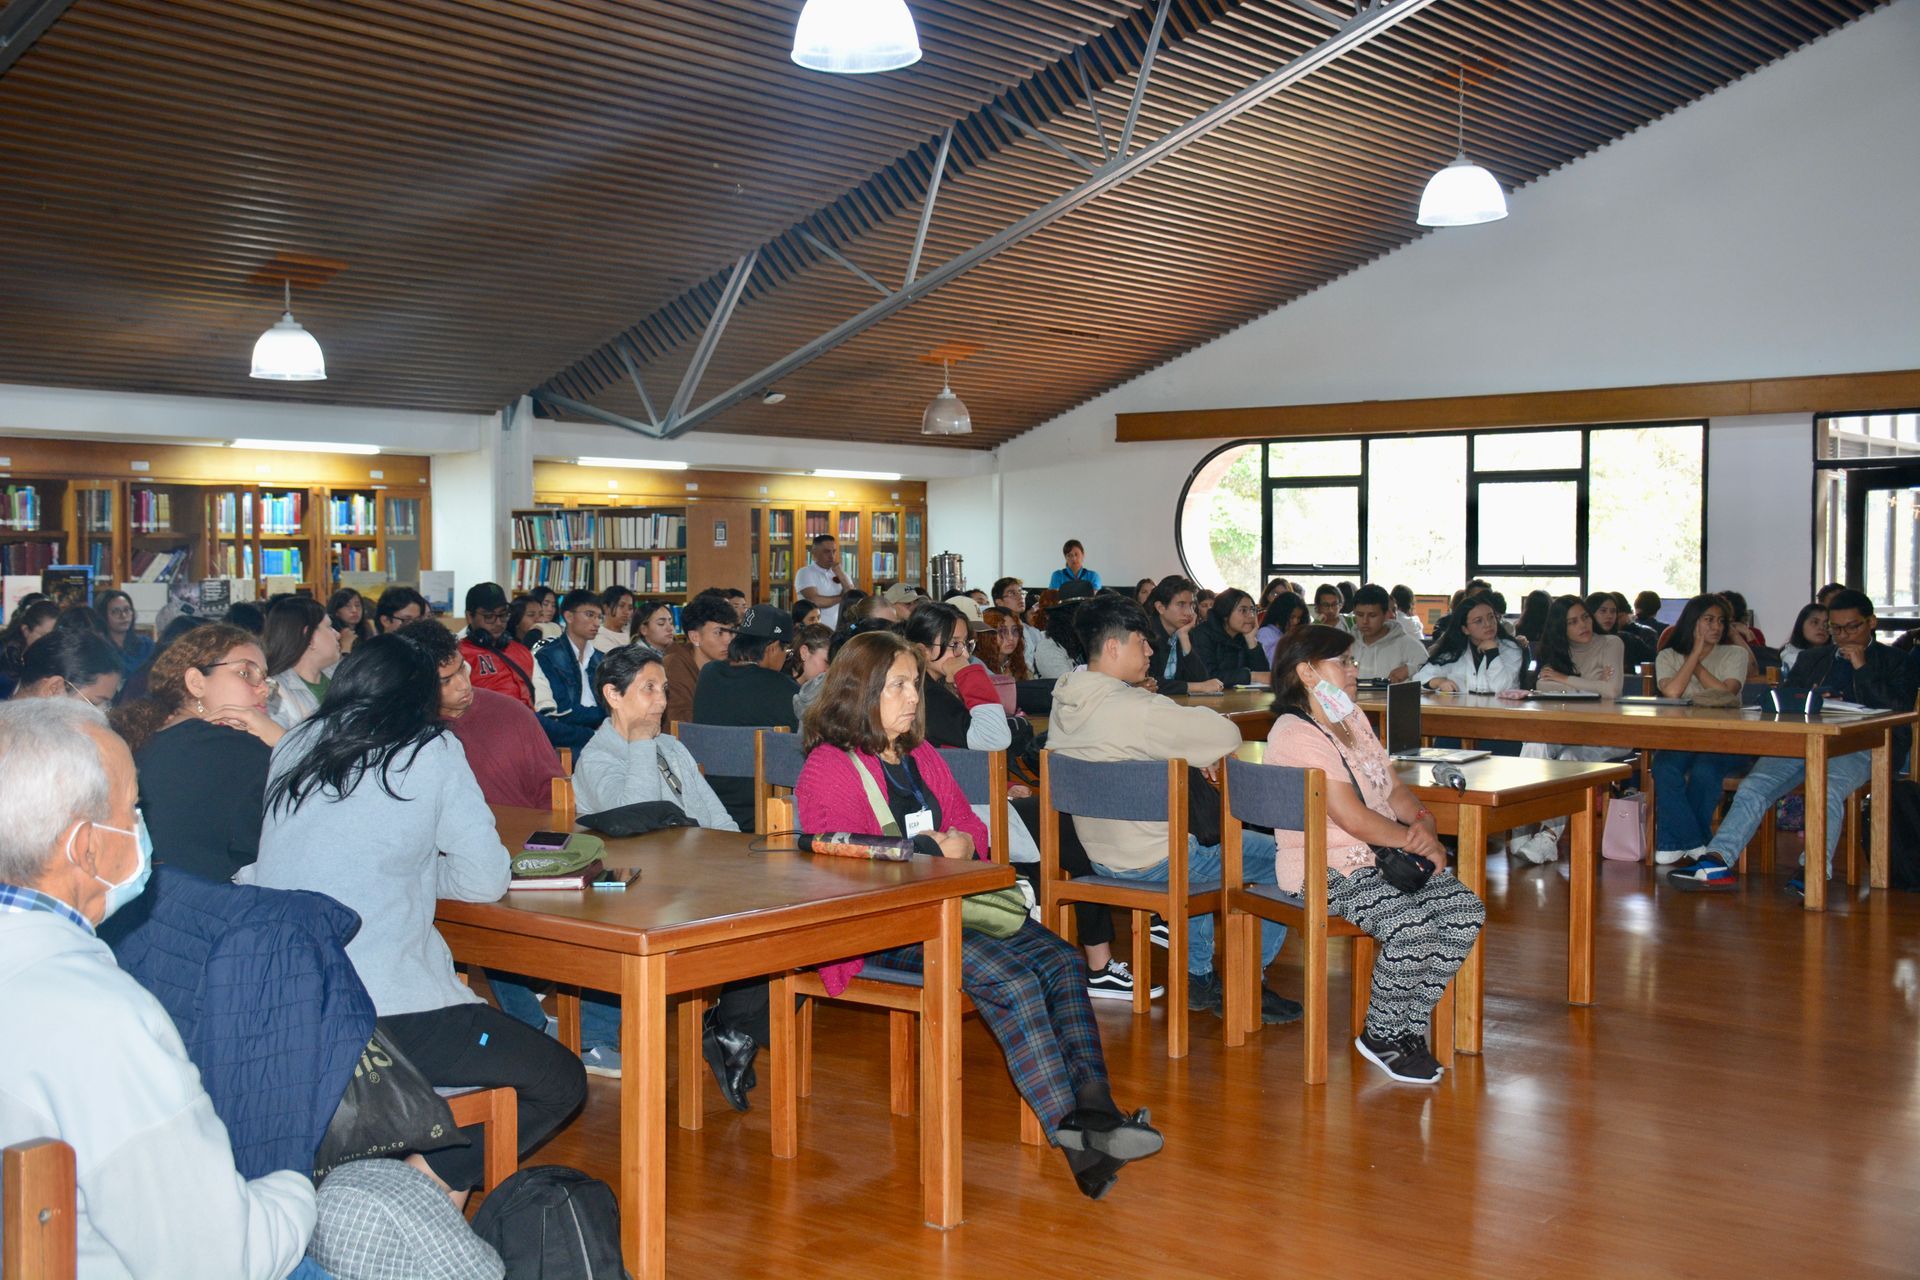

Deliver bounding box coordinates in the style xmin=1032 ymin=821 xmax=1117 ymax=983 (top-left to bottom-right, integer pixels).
xmin=845 ymin=749 xmax=903 ymax=837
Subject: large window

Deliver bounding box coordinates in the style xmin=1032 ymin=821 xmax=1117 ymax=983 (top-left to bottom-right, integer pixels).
xmin=1814 ymin=410 xmax=1920 ymax=614
xmin=1175 ymin=422 xmax=1705 ymax=599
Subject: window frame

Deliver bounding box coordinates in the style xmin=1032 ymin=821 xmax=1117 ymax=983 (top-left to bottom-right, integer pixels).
xmin=1813 ymin=407 xmax=1920 ymax=623
xmin=1174 ymin=420 xmax=1708 ymax=598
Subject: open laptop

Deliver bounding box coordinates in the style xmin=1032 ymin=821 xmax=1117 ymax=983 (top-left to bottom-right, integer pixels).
xmin=1383 ymin=681 xmax=1490 ymax=764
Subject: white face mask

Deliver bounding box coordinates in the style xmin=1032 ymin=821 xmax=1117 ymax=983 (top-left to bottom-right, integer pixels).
xmin=1311 ymin=678 xmax=1358 ymax=722
xmin=67 ymin=811 xmax=153 ymax=922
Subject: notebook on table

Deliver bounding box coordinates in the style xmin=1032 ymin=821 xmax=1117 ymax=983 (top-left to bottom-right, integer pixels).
xmin=1384 ymin=681 xmax=1489 ymax=764
xmin=1523 ymin=690 xmax=1602 ymax=701
xmin=1616 ymin=695 xmax=1693 ymax=707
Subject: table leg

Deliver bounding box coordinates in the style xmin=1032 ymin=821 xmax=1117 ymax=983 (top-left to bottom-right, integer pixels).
xmin=1872 ymin=730 xmax=1893 ymax=891
xmin=1804 ymin=736 xmax=1830 ymax=912
xmin=1452 ymin=805 xmax=1487 ymax=1055
xmin=768 ymin=974 xmax=798 ymax=1159
xmin=1568 ymin=787 xmax=1597 ymax=1007
xmin=922 ymin=898 xmax=964 ymax=1229
xmin=619 ymin=952 xmax=668 ymax=1280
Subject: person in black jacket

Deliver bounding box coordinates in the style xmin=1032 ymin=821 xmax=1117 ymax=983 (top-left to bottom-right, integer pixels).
xmin=1186 ymin=588 xmax=1270 ymax=687
xmin=689 ymin=605 xmax=799 ymax=830
xmin=1681 ymin=589 xmax=1917 ymax=890
xmin=1141 ymin=575 xmax=1223 ymax=696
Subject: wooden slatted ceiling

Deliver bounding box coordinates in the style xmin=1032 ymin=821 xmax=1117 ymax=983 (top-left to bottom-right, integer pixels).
xmin=0 ymin=0 xmax=1885 ymax=448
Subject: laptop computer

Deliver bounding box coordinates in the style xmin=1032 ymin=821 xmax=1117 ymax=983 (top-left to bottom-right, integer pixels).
xmin=1383 ymin=681 xmax=1490 ymax=763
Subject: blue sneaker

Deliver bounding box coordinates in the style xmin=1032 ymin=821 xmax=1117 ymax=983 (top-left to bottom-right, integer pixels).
xmin=1669 ymin=855 xmax=1735 ymax=889
xmin=1785 ymin=877 xmax=1805 ymax=898
xmin=581 ymin=1046 xmax=622 ymax=1078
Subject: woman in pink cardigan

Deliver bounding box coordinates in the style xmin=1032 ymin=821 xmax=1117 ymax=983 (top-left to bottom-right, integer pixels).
xmin=795 ymin=630 xmax=1162 ymax=1200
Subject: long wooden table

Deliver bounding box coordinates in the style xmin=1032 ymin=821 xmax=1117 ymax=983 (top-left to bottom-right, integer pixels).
xmin=1351 ymin=692 xmax=1916 ymax=911
xmin=1236 ymin=743 xmax=1628 ymax=1055
xmin=438 ymin=806 xmax=1013 ymax=1278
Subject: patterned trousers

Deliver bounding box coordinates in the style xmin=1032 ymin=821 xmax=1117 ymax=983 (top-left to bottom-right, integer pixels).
xmin=870 ymin=918 xmax=1107 ymax=1134
xmin=1324 ymin=867 xmax=1486 ymax=1042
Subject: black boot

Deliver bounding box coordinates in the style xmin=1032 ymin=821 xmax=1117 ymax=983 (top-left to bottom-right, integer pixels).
xmin=702 ymin=1007 xmax=759 ymax=1112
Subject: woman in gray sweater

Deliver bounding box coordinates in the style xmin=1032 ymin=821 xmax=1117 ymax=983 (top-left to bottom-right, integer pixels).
xmin=250 ymin=636 xmax=585 ymax=1204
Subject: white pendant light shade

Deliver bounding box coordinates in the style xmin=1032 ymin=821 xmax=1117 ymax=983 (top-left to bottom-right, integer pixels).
xmin=792 ymin=0 xmax=921 ymax=74
xmin=1417 ymin=155 xmax=1508 ymax=227
xmin=249 ymin=280 xmax=326 ymax=381
xmin=921 ymin=361 xmax=971 ymax=436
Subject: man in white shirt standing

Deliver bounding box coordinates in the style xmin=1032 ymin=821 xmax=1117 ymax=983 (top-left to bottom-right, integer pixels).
xmin=0 ymin=699 xmax=316 ymax=1280
xmin=1350 ymin=584 xmax=1428 ymax=681
xmin=795 ymin=534 xmax=853 ymax=629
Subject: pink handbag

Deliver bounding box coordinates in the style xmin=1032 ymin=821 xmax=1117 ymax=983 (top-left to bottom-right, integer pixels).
xmin=987 ymin=672 xmax=1018 ymax=714
xmin=1601 ymin=795 xmax=1645 ymax=862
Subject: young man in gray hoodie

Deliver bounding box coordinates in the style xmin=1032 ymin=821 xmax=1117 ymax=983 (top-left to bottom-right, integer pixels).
xmin=1045 ymin=594 xmax=1300 ymax=1024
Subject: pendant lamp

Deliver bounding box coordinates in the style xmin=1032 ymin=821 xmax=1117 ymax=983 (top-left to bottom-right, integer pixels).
xmin=920 ymin=360 xmax=971 ymax=436
xmin=249 ymin=280 xmax=327 ymax=381
xmin=1417 ymin=69 xmax=1508 ymax=228
xmin=791 ymin=0 xmax=921 ymax=74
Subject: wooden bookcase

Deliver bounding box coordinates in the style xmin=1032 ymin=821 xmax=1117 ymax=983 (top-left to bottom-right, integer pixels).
xmin=527 ymin=462 xmax=928 ymax=608
xmin=0 ymin=437 xmax=432 ymax=603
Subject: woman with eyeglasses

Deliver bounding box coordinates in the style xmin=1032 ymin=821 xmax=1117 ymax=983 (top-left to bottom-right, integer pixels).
xmin=95 ymin=588 xmax=154 ymax=677
xmin=1413 ymin=591 xmax=1524 ymax=694
xmin=9 ymin=627 xmax=123 ymax=707
xmin=109 ymin=623 xmax=280 ymax=884
xmin=1187 ymin=587 xmax=1270 ymax=687
xmin=263 ymin=596 xmax=341 ymax=729
xmin=900 ymin=600 xmax=1009 ymax=752
xmin=250 ymin=635 xmax=586 ymax=1202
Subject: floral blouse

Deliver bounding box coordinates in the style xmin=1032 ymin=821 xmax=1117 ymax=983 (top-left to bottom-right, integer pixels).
xmin=1264 ymin=711 xmax=1397 ymax=894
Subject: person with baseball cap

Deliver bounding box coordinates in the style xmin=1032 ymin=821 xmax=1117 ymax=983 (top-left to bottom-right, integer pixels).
xmin=690 ymin=605 xmax=800 ymax=830
xmin=457 ymin=583 xmax=537 ymax=711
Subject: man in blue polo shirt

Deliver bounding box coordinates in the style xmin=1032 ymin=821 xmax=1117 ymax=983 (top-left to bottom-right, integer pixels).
xmin=1048 ymin=539 xmax=1102 ymax=592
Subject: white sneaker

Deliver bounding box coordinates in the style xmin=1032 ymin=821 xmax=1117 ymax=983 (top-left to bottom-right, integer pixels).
xmin=1654 ymin=846 xmax=1704 ymax=866
xmin=1517 ymin=832 xmax=1561 ymax=865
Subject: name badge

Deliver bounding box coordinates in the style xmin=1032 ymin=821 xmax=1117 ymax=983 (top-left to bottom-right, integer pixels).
xmin=903 ymin=809 xmax=935 ymax=839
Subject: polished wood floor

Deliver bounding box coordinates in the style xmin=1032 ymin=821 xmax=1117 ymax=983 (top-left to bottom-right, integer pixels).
xmin=532 ymin=849 xmax=1920 ymax=1278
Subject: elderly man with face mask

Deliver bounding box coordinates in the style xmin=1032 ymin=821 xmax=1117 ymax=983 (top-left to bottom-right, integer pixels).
xmin=0 ymin=699 xmax=317 ymax=1279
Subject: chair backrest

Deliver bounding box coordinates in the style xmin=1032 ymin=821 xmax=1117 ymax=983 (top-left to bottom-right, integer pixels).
xmin=550 ymin=774 xmax=575 ymax=823
xmin=4 ymin=1139 xmax=76 ymax=1280
xmin=1041 ymin=752 xmax=1179 ymax=821
xmin=673 ymin=722 xmax=768 ymax=779
xmin=1223 ymin=756 xmax=1315 ymax=833
xmin=937 ymin=747 xmax=1010 ymax=865
xmin=764 ymin=794 xmax=798 ymax=850
xmin=758 ymin=729 xmax=807 ymax=792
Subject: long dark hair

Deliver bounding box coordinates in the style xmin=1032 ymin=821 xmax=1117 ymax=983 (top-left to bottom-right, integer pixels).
xmin=1270 ymin=624 xmax=1356 ymax=717
xmin=263 ymin=596 xmax=329 ymax=677
xmin=1583 ymin=591 xmax=1620 ymax=635
xmin=1208 ymin=588 xmax=1254 ymax=635
xmin=265 ymin=634 xmax=447 ymax=814
xmin=1534 ymin=595 xmax=1589 ymax=679
xmin=507 ymin=595 xmax=538 ymax=647
xmin=0 ymin=601 xmax=59 ymax=658
xmin=1261 ymin=591 xmax=1308 ymax=634
xmin=326 ymin=588 xmax=376 ymax=642
xmin=96 ymin=589 xmax=137 ymax=647
xmin=1427 ymin=591 xmax=1517 ymax=666
xmin=16 ymin=628 xmax=121 ymax=693
xmin=1043 ymin=598 xmax=1087 ymax=665
xmin=1143 ymin=575 xmax=1197 ymax=636
xmin=1515 ymin=590 xmax=1552 ymax=643
xmin=1787 ymin=603 xmax=1829 ymax=650
xmin=899 ymin=601 xmax=967 ymax=661
xmin=1661 ymin=594 xmax=1729 ymax=657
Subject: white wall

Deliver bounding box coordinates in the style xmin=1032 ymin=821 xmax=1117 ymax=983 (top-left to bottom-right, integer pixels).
xmin=1706 ymin=415 xmax=1815 ymax=636
xmin=964 ymin=0 xmax=1918 ymax=599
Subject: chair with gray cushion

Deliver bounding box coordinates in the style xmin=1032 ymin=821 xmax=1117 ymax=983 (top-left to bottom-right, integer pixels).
xmin=674 ymin=722 xmax=778 ymax=833
xmin=1037 ymin=750 xmax=1210 ymax=1058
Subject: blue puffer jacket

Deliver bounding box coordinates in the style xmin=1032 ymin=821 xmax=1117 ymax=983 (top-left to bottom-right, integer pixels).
xmin=105 ymin=867 xmax=376 ymax=1180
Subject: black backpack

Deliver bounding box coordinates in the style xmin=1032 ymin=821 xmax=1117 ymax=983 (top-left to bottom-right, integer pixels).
xmin=1888 ymin=779 xmax=1920 ymax=892
xmin=471 ymin=1166 xmax=630 ymax=1280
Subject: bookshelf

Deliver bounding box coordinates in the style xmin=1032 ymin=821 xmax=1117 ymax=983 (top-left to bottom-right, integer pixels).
xmin=0 ymin=438 xmax=433 ymax=607
xmin=510 ymin=506 xmax=691 ymax=596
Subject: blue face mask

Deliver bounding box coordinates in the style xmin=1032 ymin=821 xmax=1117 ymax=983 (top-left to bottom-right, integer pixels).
xmin=68 ymin=811 xmax=154 ymax=922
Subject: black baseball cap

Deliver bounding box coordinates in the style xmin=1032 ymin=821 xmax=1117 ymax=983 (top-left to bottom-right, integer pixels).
xmin=1056 ymin=579 xmax=1096 ymax=600
xmin=739 ymin=605 xmax=793 ymax=640
xmin=465 ymin=582 xmax=509 ymax=612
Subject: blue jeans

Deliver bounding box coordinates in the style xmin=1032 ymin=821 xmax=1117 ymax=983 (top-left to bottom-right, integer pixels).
xmin=1651 ymin=750 xmax=1748 ymax=852
xmin=1091 ymin=833 xmax=1287 ymax=977
xmin=490 ymin=973 xmax=621 ymax=1052
xmin=287 ymin=1261 xmax=335 ymax=1280
xmin=1706 ymin=750 xmax=1875 ymax=873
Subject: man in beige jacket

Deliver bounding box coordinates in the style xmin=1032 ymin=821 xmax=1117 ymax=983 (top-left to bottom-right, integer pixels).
xmin=1046 ymin=595 xmax=1300 ymax=1024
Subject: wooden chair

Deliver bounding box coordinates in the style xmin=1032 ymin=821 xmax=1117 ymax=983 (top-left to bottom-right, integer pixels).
xmin=1219 ymin=757 xmax=1453 ymax=1082
xmin=767 ymin=749 xmax=1045 ymax=1150
xmin=674 ymin=722 xmax=779 ymax=834
xmin=440 ymin=1085 xmax=520 ymax=1193
xmin=557 ymin=747 xmax=573 ymax=773
xmin=3 ymin=1139 xmax=75 ymax=1280
xmin=1037 ymin=751 xmax=1214 ymax=1058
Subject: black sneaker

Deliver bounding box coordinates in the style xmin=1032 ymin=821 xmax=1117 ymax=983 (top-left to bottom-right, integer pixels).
xmin=1148 ymin=916 xmax=1170 ymax=948
xmin=1086 ymin=960 xmax=1165 ymax=1002
xmin=1260 ymin=988 xmax=1304 ymax=1025
xmin=1187 ymin=969 xmax=1223 ymax=1015
xmin=1355 ymin=1031 xmax=1443 ymax=1084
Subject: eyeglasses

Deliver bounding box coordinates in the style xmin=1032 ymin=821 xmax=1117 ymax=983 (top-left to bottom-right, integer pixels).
xmin=938 ymin=638 xmax=975 ymax=655
xmin=472 ymin=608 xmax=509 ymax=624
xmin=63 ymin=679 xmax=116 ymax=710
xmin=204 ymin=660 xmax=272 ymax=689
xmin=1829 ymin=618 xmax=1872 ymax=636
xmin=1321 ymin=656 xmax=1359 ymax=669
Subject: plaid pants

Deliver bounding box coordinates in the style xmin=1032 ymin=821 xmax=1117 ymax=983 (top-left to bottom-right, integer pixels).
xmin=870 ymin=918 xmax=1106 ymax=1134
xmin=1324 ymin=867 xmax=1485 ymax=1042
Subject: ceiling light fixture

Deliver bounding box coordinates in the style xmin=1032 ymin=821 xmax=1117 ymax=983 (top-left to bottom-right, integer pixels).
xmin=791 ymin=0 xmax=921 ymax=74
xmin=811 ymin=468 xmax=902 ymax=481
xmin=575 ymin=456 xmax=690 ymax=471
xmin=231 ymin=439 xmax=379 ymax=455
xmin=249 ymin=279 xmax=328 ymax=381
xmin=1417 ymin=68 xmax=1508 ymax=228
xmin=761 ymin=389 xmax=787 ymax=405
xmin=920 ymin=360 xmax=972 ymax=437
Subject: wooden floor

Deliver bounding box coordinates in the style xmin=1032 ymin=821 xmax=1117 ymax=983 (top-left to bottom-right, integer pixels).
xmin=532 ymin=850 xmax=1920 ymax=1278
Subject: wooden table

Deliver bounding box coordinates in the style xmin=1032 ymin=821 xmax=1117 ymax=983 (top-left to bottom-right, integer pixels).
xmin=1236 ymin=744 xmax=1629 ymax=1056
xmin=1355 ymin=692 xmax=1917 ymax=912
xmin=1030 ymin=686 xmax=1275 ymax=737
xmin=438 ymin=806 xmax=1013 ymax=1278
